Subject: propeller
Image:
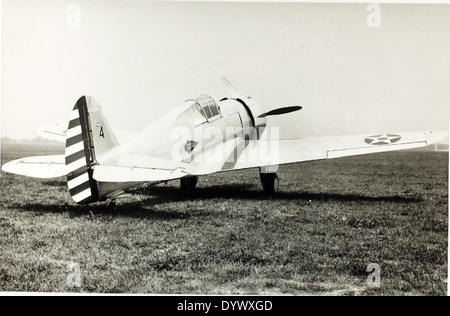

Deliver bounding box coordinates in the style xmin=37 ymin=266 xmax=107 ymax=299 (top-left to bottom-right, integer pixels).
xmin=257 ymin=106 xmax=302 ymax=118
xmin=221 ymin=77 xmax=302 ymax=136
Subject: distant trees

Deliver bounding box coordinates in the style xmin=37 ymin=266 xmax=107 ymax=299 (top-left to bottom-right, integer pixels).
xmin=1 ymin=137 xmax=61 ymax=145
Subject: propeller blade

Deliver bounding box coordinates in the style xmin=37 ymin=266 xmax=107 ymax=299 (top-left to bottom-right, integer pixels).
xmin=221 ymin=77 xmax=241 ymax=99
xmin=258 ymin=106 xmax=302 ymax=118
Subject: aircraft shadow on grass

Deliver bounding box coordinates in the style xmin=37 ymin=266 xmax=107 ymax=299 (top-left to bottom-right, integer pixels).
xmin=12 ymin=182 xmax=422 ymax=219
xmin=132 ymin=183 xmax=422 ymax=204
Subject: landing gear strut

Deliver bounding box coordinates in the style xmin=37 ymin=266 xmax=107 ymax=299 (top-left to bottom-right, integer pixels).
xmin=180 ymin=176 xmax=198 ymax=191
xmin=260 ymin=173 xmax=279 ymax=194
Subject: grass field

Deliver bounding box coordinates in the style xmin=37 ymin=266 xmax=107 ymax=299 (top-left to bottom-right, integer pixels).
xmin=0 ymin=143 xmax=448 ymax=295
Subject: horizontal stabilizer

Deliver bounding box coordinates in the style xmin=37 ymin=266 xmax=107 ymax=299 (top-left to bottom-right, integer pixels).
xmin=93 ymin=165 xmax=190 ymax=182
xmin=93 ymin=153 xmax=194 ymax=182
xmin=2 ymin=155 xmax=66 ymax=178
xmin=37 ymin=122 xmax=67 ymax=142
xmin=37 ymin=122 xmax=135 ymax=145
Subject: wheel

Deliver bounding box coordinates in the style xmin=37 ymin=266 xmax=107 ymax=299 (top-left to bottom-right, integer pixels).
xmin=261 ymin=173 xmax=279 ymax=194
xmin=180 ymin=176 xmax=198 ymax=191
xmin=107 ymin=199 xmax=117 ymax=212
xmin=111 ymin=200 xmax=117 ymax=212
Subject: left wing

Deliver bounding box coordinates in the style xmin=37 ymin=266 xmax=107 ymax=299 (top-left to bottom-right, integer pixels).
xmin=5 ymin=131 xmax=443 ymax=181
xmin=221 ymin=131 xmax=448 ymax=171
xmin=96 ymin=131 xmax=447 ymax=180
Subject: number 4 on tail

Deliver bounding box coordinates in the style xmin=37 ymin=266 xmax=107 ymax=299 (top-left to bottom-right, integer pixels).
xmin=100 ymin=126 xmax=105 ymax=138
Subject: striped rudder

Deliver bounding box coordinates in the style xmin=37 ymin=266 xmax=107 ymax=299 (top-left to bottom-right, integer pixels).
xmin=65 ymin=96 xmax=99 ymax=204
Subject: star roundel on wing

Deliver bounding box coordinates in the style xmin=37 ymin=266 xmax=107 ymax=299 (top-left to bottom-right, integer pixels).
xmin=364 ymin=134 xmax=402 ymax=145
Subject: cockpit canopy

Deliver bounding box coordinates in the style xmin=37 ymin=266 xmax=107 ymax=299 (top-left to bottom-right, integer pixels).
xmin=177 ymin=94 xmax=222 ymax=127
xmin=191 ymin=94 xmax=221 ymax=121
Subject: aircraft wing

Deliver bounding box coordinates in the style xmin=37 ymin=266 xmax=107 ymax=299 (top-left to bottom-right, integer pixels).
xmin=4 ymin=131 xmax=444 ymax=182
xmin=1 ymin=155 xmax=66 ymax=178
xmin=97 ymin=131 xmax=446 ymax=181
xmin=222 ymin=131 xmax=448 ymax=171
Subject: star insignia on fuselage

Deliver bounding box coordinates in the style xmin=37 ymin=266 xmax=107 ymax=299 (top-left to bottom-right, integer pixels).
xmin=364 ymin=134 xmax=402 ymax=145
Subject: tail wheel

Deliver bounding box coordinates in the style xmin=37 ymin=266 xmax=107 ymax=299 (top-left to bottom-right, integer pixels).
xmin=180 ymin=176 xmax=198 ymax=191
xmin=261 ymin=173 xmax=279 ymax=194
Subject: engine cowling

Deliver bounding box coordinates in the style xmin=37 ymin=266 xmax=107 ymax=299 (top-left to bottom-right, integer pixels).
xmin=228 ymin=97 xmax=267 ymax=140
xmin=220 ymin=78 xmax=301 ymax=140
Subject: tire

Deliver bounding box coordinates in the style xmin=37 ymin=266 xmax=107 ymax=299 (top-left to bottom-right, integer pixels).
xmin=261 ymin=173 xmax=279 ymax=194
xmin=180 ymin=176 xmax=198 ymax=191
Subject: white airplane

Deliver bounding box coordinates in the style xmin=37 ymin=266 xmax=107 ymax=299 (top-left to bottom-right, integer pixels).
xmin=2 ymin=78 xmax=447 ymax=205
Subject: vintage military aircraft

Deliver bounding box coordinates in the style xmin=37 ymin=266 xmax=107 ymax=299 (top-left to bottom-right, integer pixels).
xmin=2 ymin=78 xmax=447 ymax=204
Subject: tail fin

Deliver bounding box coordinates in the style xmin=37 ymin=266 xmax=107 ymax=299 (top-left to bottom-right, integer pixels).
xmin=65 ymin=96 xmax=119 ymax=204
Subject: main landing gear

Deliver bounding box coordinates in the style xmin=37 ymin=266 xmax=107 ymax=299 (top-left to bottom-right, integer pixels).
xmin=106 ymin=199 xmax=117 ymax=212
xmin=260 ymin=172 xmax=279 ymax=194
xmin=180 ymin=176 xmax=199 ymax=191
xmin=178 ymin=173 xmax=279 ymax=195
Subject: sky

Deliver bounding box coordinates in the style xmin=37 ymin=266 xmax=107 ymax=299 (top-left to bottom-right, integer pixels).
xmin=1 ymin=0 xmax=449 ymax=140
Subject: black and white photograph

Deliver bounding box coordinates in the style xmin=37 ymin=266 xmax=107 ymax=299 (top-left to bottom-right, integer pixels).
xmin=0 ymin=0 xmax=449 ymax=299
